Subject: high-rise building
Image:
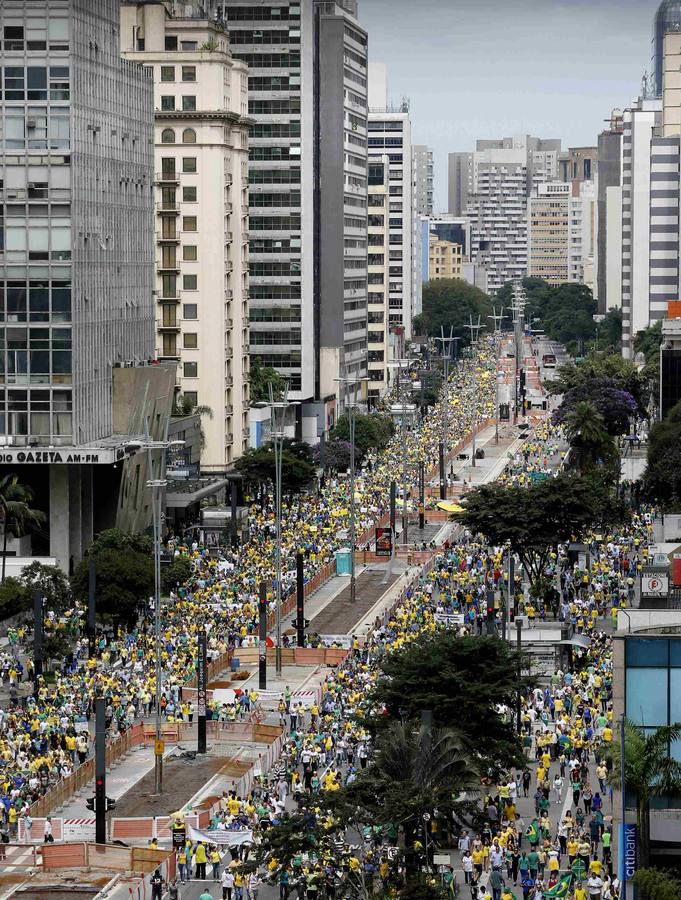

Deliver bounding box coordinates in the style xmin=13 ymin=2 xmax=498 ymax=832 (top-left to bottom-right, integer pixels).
xmin=652 ymin=0 xmax=681 ymax=97
xmin=412 ymin=145 xmax=434 ymax=216
xmin=367 ymin=157 xmax=390 ymax=405
xmin=120 ymin=0 xmax=251 ymax=472
xmin=447 ymin=152 xmax=473 ymax=215
xmin=459 ymin=135 xmax=561 ymax=294
xmin=620 ymin=97 xmax=662 ymax=357
xmin=222 ymin=0 xmax=368 ymax=433
xmin=0 ymin=0 xmax=175 ymax=571
xmin=527 ymin=183 xmax=570 ymax=285
xmin=367 ymin=67 xmax=414 ymax=339
xmin=596 ymin=111 xmax=623 ymax=313
xmin=558 ymin=147 xmax=598 ymax=185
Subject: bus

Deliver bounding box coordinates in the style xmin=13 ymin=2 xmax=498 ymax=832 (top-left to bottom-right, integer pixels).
xmin=542 ymin=353 xmax=556 ymax=369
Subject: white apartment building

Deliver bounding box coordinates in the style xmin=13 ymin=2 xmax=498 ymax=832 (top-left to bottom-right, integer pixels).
xmin=367 ymin=157 xmax=390 ymax=405
xmin=413 ymin=145 xmax=434 ymax=216
xmin=620 ymin=97 xmax=662 ymax=357
xmin=121 ymin=1 xmax=251 ymax=471
xmin=457 ymin=135 xmax=561 ymax=294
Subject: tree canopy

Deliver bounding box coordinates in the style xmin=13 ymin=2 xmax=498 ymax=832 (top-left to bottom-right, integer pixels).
xmin=547 ymin=351 xmax=648 ymax=416
xmin=368 ymin=631 xmax=527 ymax=770
xmin=643 ymin=400 xmax=681 ymax=509
xmin=330 ymin=412 xmax=394 ymax=458
xmin=561 ymin=401 xmax=620 ymax=479
xmin=413 ymin=279 xmax=493 ymax=347
xmin=497 ymin=279 xmax=597 ymax=351
xmin=234 ymin=445 xmax=316 ymax=493
xmin=633 ymin=868 xmax=681 ymax=900
xmin=553 ymin=377 xmax=638 ymax=438
xmin=248 ymin=358 xmax=287 ymax=405
xmin=458 ymin=472 xmax=626 ymax=587
xmin=72 ymin=529 xmax=154 ymax=631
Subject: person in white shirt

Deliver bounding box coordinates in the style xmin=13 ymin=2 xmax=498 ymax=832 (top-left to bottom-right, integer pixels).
xmin=221 ymin=868 xmax=234 ymax=900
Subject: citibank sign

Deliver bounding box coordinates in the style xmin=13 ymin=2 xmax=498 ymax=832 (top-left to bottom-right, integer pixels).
xmin=0 ymin=448 xmax=120 ymax=465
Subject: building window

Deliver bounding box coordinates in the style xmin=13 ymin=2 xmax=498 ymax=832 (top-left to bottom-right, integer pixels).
xmin=4 ymin=26 xmax=24 ymax=51
xmin=183 ymin=361 xmax=198 ymax=378
xmin=182 ymin=66 xmax=196 ymax=82
xmin=181 ymin=40 xmax=198 ymax=51
xmin=183 ymin=303 xmax=198 ymax=319
xmin=183 ymin=185 xmax=197 ymax=202
xmin=181 ymin=95 xmax=196 ymax=112
xmin=161 ymin=128 xmax=176 ymax=144
xmin=182 ymin=128 xmax=196 ymax=144
xmin=183 ymin=333 xmax=198 ymax=349
xmin=183 ymin=274 xmax=197 ymax=290
xmin=182 ymin=157 xmax=197 ymax=173
xmin=183 ymin=216 xmax=197 ymax=232
xmin=165 ymin=35 xmax=178 ymax=51
xmin=161 ymin=96 xmax=175 ymax=111
xmin=183 ymin=245 xmax=197 ymax=261
xmin=161 ymin=66 xmax=175 ymax=82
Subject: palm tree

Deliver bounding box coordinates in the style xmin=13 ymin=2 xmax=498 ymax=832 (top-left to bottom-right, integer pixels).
xmin=0 ymin=474 xmax=46 ymax=582
xmin=346 ymin=721 xmax=477 ymax=876
xmin=563 ymin=400 xmax=619 ymax=476
xmin=606 ymin=720 xmax=681 ymax=867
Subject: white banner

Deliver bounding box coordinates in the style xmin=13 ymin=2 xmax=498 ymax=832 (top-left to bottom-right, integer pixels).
xmin=188 ymin=826 xmax=253 ymax=847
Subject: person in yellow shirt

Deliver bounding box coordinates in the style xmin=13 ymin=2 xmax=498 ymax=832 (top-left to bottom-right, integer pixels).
xmin=574 ymin=883 xmax=587 ymax=900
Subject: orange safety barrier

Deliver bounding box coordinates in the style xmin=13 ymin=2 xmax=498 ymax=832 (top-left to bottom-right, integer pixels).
xmin=41 ymin=841 xmax=172 ymax=873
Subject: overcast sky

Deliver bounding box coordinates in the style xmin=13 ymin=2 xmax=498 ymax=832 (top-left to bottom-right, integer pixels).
xmin=357 ymin=0 xmax=660 ymax=209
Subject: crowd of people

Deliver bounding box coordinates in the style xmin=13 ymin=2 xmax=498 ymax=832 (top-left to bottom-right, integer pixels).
xmin=0 ymin=345 xmax=497 ymax=830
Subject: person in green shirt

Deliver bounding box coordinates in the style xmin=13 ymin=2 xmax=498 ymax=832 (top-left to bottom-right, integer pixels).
xmin=199 ymin=891 xmax=213 ymax=900
xmin=527 ymin=849 xmax=539 ymax=878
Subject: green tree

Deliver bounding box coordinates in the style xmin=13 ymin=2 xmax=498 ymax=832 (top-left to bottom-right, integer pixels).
xmin=72 ymin=530 xmax=154 ymax=631
xmin=0 ymin=577 xmax=31 ymax=620
xmin=0 ymin=474 xmax=45 ymax=582
xmin=605 ymin=721 xmax=681 ymax=868
xmin=330 ymin=413 xmax=394 ymax=457
xmin=459 ymin=472 xmax=624 ymax=590
xmin=344 ymin=721 xmax=477 ymax=877
xmin=20 ymin=562 xmax=71 ymax=615
xmin=161 ymin=556 xmax=192 ymax=594
xmin=498 ymin=279 xmax=597 ymax=352
xmin=413 ymin=279 xmax=493 ymax=346
xmin=248 ymin=358 xmax=287 ymax=405
xmin=369 ymin=632 xmax=526 ymax=770
xmin=635 ymin=320 xmax=664 ymax=404
xmin=563 ymin=401 xmax=620 ymax=478
xmin=642 ymin=400 xmax=681 ymax=509
xmin=632 ymin=868 xmax=681 ymax=900
xmin=547 ymin=351 xmax=648 ymax=416
xmin=42 ymin=632 xmax=72 ymax=666
xmin=234 ymin=445 xmax=316 ymax=493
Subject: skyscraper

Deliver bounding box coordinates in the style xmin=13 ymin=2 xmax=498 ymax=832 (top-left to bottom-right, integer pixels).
xmin=223 ymin=0 xmax=368 ymax=433
xmin=0 ymin=0 xmax=174 ymax=570
xmin=461 ymin=135 xmax=561 ymax=293
xmin=120 ymin=0 xmax=252 ymax=471
xmin=652 ymin=0 xmax=681 ymax=97
xmin=412 ymin=145 xmax=434 ymax=216
xmin=596 ymin=111 xmax=623 ymax=313
xmin=447 ymin=152 xmax=473 ymax=216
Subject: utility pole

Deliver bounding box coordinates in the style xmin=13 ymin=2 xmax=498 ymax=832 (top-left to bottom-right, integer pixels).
xmin=95 ymin=697 xmax=106 ymax=844
xmin=258 ymin=581 xmax=267 ymax=690
xmin=33 ymin=590 xmax=43 ymax=701
xmin=197 ymin=629 xmax=207 ymax=754
xmin=335 ymin=374 xmax=367 ymax=604
xmin=488 ymin=306 xmax=505 ymax=445
xmin=434 ymin=329 xmax=459 ymax=500
xmin=269 ymin=381 xmax=293 ymax=677
xmin=516 ymin=619 xmax=523 ymax=734
xmin=296 ymin=551 xmax=305 ymax=647
xmin=509 ymin=282 xmax=526 ymax=424
xmin=87 ymin=559 xmax=96 ymax=657
xmin=467 ymin=315 xmax=483 ymax=467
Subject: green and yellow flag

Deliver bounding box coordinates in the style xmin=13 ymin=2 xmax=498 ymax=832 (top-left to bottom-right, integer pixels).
xmin=525 ymin=819 xmax=539 ymax=844
xmin=544 ymin=873 xmax=573 ymax=898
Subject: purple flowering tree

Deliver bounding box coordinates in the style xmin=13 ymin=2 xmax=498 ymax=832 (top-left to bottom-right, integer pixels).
xmin=552 ymin=377 xmax=638 ymax=436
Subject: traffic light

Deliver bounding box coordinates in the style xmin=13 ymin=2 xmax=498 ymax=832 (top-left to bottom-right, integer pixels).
xmin=86 ymin=796 xmax=95 ymax=812
xmin=106 ymin=797 xmax=116 ymax=812
xmin=95 ymin=776 xmax=105 ymax=811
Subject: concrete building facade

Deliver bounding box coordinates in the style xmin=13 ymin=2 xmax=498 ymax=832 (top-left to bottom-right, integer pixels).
xmin=527 ymin=182 xmax=570 ymax=284
xmin=412 ymin=144 xmax=433 ymax=216
xmin=367 ymin=157 xmax=390 ymax=405
xmin=447 ymin=151 xmax=473 ymax=216
xmin=0 ymin=0 xmax=175 ymax=572
xmin=596 ymin=114 xmax=623 ymax=312
xmin=368 ymin=96 xmax=414 ymax=338
xmin=120 ymin=0 xmax=252 ymax=472
xmin=429 ymin=237 xmax=463 ymax=280
xmin=222 ymin=0 xmax=368 ymax=437
xmin=620 ymin=98 xmax=662 ymax=357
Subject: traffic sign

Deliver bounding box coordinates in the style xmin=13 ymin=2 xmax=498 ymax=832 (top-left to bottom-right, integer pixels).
xmin=155 ymin=739 xmax=165 ymax=756
xmin=641 ymin=573 xmax=669 ymax=597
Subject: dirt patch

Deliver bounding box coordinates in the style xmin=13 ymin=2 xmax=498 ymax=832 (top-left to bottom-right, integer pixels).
xmin=111 ymin=755 xmax=229 ymax=818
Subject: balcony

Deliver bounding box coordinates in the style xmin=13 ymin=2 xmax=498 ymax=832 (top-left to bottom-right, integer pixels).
xmin=157 ymin=291 xmax=181 ymax=303
xmin=225 ymin=376 xmax=234 ymax=387
xmin=156 ymin=171 xmax=180 ymax=185
xmin=225 ymin=231 xmax=233 ymax=243
xmin=157 ymin=262 xmax=181 ymax=274
xmin=156 ymin=231 xmax=180 ymax=244
xmin=156 ymin=202 xmax=179 ymax=214
xmin=158 ymin=321 xmax=180 ymax=332
xmin=225 ymin=432 xmax=234 ymax=444
xmin=225 ymin=404 xmax=233 ymax=416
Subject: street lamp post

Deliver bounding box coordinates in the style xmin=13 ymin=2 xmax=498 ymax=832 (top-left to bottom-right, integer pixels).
xmin=335 ymin=375 xmax=367 ymax=604
xmin=268 ymin=383 xmax=292 ymax=678
xmin=125 ymin=435 xmax=185 ymax=796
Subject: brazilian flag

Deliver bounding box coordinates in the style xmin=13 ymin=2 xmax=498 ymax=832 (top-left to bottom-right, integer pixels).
xmin=544 ymin=873 xmax=573 ymax=897
xmin=525 ymin=819 xmax=539 ymax=844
